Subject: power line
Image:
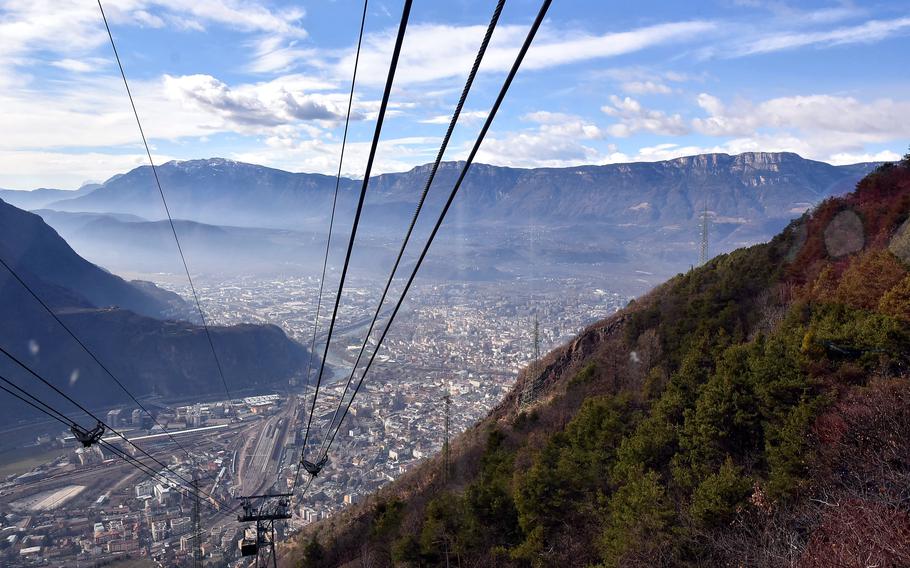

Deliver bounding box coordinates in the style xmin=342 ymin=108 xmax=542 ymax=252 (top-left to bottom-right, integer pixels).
xmin=316 ymin=0 xmax=506 ymax=459
xmin=97 ymin=0 xmax=233 ymax=405
xmin=0 ymin=344 xmax=230 ymax=509
xmin=298 ymin=0 xmax=414 ymax=464
xmin=98 ymin=439 xmax=224 ymax=513
xmin=0 ymin=255 xmax=197 ymax=461
xmin=0 ymin=258 xmax=224 ymax=489
xmin=298 ymin=0 xmax=369 ymax=457
xmin=317 ymin=0 xmax=553 ymax=464
xmin=0 ymin=374 xmax=223 ymax=512
xmin=0 ymin=378 xmax=77 ymax=430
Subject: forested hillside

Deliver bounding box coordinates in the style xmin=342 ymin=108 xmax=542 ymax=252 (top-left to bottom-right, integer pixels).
xmin=286 ymin=152 xmax=910 ymax=567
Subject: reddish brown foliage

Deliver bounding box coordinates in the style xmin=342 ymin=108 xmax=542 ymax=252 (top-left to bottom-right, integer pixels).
xmin=799 ymin=499 xmax=910 ymax=568
xmin=832 ymin=249 xmax=908 ymax=310
xmin=880 ymin=275 xmax=910 ymax=321
xmin=787 ymin=164 xmax=910 ymax=290
xmin=812 ymin=379 xmax=910 ymax=502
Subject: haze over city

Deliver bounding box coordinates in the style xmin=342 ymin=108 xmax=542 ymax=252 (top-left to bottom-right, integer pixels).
xmin=0 ymin=1 xmax=908 ymax=567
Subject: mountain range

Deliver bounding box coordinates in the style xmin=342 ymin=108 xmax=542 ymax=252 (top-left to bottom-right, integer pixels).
xmin=7 ymin=152 xmax=880 ymax=291
xmin=0 ymin=183 xmax=98 ymax=211
xmin=43 ymin=152 xmax=874 ymax=229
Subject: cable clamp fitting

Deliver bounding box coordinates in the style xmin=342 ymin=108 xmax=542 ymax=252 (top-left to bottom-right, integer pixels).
xmin=301 ymin=454 xmax=328 ymax=477
xmin=71 ymin=421 xmax=106 ymax=447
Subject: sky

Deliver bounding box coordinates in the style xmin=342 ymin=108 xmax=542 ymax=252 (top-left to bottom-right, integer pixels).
xmin=0 ymin=0 xmax=908 ymax=189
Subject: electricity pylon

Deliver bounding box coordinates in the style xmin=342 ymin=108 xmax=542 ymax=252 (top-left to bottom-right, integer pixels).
xmin=520 ymin=313 xmax=542 ymax=408
xmin=699 ymin=200 xmax=710 ymax=266
xmin=443 ymin=385 xmax=451 ymax=484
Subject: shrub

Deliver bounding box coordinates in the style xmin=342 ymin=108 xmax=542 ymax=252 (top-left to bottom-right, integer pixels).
xmin=599 ymin=469 xmax=674 ymax=566
xmin=689 ymin=457 xmax=752 ymax=527
xmin=880 ymin=275 xmax=910 ymax=321
xmin=833 ymin=250 xmax=907 ymax=310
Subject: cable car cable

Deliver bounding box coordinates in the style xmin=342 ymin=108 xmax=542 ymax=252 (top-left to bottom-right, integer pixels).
xmin=0 ymin=376 xmax=224 ymax=511
xmin=0 ymin=345 xmax=229 ymax=508
xmin=0 ymin=255 xmax=198 ymax=461
xmin=316 ymin=0 xmax=506 ymax=459
xmin=298 ymin=0 xmax=414 ymax=464
xmin=317 ymin=0 xmax=553 ymax=466
xmin=97 ymin=0 xmax=234 ymax=405
xmin=297 ymin=0 xmax=369 ymax=461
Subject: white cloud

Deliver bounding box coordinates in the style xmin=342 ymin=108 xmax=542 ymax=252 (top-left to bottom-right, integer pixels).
xmin=50 ymin=58 xmax=107 ymax=73
xmin=826 ymin=150 xmax=903 ymax=166
xmin=474 ymin=132 xmax=607 ymax=169
xmin=632 ymin=143 xmax=709 ymax=161
xmin=333 ymin=20 xmax=717 ymax=87
xmin=692 ymin=93 xmax=910 ymax=146
xmin=735 ymin=17 xmax=910 ymax=56
xmin=420 ymin=110 xmax=487 ymax=125
xmin=0 ymin=150 xmax=169 ymax=189
xmin=148 ymin=0 xmax=305 ymax=36
xmin=232 ymin=136 xmax=439 ymax=178
xmin=732 ymin=1 xmax=865 ymax=25
xmin=0 ymin=0 xmax=307 ymax=72
xmin=0 ymin=68 xmax=358 ymax=151
xmin=473 ymin=112 xmax=615 ymax=168
xmin=524 ymin=111 xmax=604 ymax=140
xmin=0 ymin=74 xmax=224 ymax=151
xmin=245 ymin=35 xmax=315 ymax=74
xmin=601 ymin=96 xmax=688 ymax=137
xmin=164 ymin=74 xmax=351 ymax=127
xmin=621 ymin=80 xmax=672 ymax=95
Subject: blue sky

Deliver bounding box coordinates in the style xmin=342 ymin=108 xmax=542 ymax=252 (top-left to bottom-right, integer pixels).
xmin=0 ymin=0 xmax=908 ymax=189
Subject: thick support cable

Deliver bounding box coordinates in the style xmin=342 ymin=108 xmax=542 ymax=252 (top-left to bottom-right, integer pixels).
xmin=97 ymin=0 xmax=233 ymax=404
xmin=317 ymin=0 xmax=506 ymax=458
xmin=0 ymin=378 xmax=77 ymax=429
xmin=0 ymin=375 xmax=223 ymax=512
xmin=298 ymin=0 xmax=414 ymax=461
xmin=0 ymin=345 xmax=229 ymax=509
xmin=318 ymin=0 xmax=553 ymax=463
xmin=0 ymin=255 xmax=196 ymax=460
xmin=297 ymin=0 xmax=369 ymax=458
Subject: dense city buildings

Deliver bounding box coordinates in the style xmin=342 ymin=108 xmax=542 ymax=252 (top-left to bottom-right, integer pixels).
xmin=0 ymin=275 xmax=626 ymax=566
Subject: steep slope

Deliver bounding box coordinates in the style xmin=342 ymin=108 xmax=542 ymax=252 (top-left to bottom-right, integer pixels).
xmin=0 ymin=198 xmax=184 ymax=318
xmin=0 ymin=199 xmax=314 ymax=423
xmin=287 ymin=155 xmax=910 ymax=567
xmin=0 ymin=281 xmax=311 ymax=415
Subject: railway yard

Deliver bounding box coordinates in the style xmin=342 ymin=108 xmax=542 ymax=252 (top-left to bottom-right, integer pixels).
xmin=0 ymin=392 xmax=298 ymax=567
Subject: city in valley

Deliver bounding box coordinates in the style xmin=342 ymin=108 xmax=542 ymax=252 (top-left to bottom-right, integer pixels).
xmin=0 ymin=275 xmax=628 ymax=567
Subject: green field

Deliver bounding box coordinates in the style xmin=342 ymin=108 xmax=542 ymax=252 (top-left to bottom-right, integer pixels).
xmin=0 ymin=445 xmax=68 ymax=479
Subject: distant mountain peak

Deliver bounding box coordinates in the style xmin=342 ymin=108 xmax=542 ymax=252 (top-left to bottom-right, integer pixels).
xmin=165 ymin=157 xmax=242 ymax=170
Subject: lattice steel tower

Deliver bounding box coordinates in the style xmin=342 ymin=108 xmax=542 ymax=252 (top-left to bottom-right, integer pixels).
xmin=192 ymin=469 xmax=202 ymax=568
xmin=699 ymin=200 xmax=710 ymax=266
xmin=443 ymin=385 xmax=451 ymax=484
xmin=520 ymin=313 xmax=542 ymax=408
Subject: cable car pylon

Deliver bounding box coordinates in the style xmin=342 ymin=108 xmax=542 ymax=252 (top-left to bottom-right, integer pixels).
xmin=236 ymin=493 xmax=292 ymax=567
